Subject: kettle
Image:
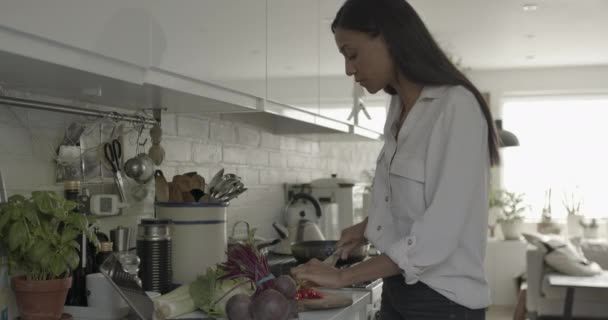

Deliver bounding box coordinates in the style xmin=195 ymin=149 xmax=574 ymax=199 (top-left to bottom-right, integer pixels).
xmin=295 ymin=219 xmax=325 ymax=242
xmin=271 ymin=192 xmax=324 ymax=254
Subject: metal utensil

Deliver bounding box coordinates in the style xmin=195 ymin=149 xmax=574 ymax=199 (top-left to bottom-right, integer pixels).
xmin=213 ymin=178 xmax=240 ymax=199
xmin=210 ymin=177 xmax=235 ymax=199
xmin=103 ymin=139 xmax=127 ymax=201
xmin=208 ymin=168 xmax=224 ymax=194
xmin=219 ymin=187 xmax=247 ymax=202
xmin=322 ymin=248 xmax=342 ymax=267
xmin=124 ymin=153 xmax=155 ymax=184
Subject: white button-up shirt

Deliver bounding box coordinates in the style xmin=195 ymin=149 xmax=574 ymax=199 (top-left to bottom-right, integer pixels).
xmin=366 ymin=85 xmax=491 ymax=309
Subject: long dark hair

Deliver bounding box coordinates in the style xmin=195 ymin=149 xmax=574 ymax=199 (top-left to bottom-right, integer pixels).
xmin=332 ymin=0 xmax=500 ymax=166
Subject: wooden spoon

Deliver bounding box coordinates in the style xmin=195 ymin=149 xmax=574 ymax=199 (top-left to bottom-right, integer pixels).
xmin=168 ymin=182 xmax=183 ymax=202
xmin=173 ymin=175 xmax=192 ymax=193
xmin=191 ymin=174 xmax=205 ymax=190
xmin=154 ymin=170 xmax=169 ymax=202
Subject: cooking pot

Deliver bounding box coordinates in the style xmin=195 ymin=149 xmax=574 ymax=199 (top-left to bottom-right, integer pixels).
xmin=291 ymin=240 xmax=370 ymax=265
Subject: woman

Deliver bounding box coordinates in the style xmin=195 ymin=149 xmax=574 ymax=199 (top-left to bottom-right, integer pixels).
xmin=291 ymin=0 xmax=500 ymax=319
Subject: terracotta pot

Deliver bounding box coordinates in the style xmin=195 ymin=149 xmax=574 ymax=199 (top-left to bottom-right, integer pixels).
xmin=11 ymin=276 xmax=72 ymax=320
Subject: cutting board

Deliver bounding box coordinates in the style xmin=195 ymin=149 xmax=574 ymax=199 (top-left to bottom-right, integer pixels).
xmin=298 ymin=291 xmax=353 ymax=311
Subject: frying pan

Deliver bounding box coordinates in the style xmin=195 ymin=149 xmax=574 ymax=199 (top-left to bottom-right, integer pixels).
xmin=291 ymin=240 xmax=370 ymax=265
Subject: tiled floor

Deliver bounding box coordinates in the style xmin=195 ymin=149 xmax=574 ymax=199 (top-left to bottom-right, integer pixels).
xmin=487 ymin=306 xmax=517 ymax=320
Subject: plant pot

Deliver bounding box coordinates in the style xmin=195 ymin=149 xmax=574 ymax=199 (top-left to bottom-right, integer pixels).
xmin=567 ymin=214 xmax=583 ymax=237
xmin=583 ymin=227 xmax=599 ymax=239
xmin=500 ymin=220 xmax=523 ymax=240
xmin=11 ymin=276 xmax=72 ymax=320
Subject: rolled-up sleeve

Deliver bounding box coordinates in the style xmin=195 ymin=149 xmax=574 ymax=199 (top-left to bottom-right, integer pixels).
xmin=386 ymin=88 xmax=489 ymax=283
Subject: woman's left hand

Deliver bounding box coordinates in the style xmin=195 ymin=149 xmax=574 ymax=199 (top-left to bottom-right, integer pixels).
xmin=290 ymin=259 xmax=347 ymax=289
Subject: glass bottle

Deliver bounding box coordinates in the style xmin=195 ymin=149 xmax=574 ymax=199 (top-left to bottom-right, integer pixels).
xmin=95 ymin=242 xmax=114 ymax=273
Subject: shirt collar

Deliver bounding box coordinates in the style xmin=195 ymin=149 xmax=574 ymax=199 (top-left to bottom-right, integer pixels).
xmin=418 ymin=85 xmax=446 ymax=100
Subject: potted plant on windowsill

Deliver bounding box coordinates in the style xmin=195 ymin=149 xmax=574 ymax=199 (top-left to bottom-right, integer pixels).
xmin=536 ymin=188 xmax=562 ymax=235
xmin=580 ymin=217 xmax=599 ymax=239
xmin=563 ymin=189 xmax=584 ymax=237
xmin=0 ymin=191 xmax=97 ymax=320
xmin=496 ymin=191 xmax=528 ymax=240
xmin=488 ymin=188 xmax=506 ymax=238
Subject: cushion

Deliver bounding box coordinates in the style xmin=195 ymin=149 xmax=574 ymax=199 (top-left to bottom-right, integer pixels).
xmin=579 ymin=239 xmax=608 ymax=270
xmin=522 ymin=232 xmax=603 ymax=276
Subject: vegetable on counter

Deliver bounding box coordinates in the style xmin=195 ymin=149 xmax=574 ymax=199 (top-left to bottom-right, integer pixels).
xmin=153 ymin=226 xmax=300 ymax=320
xmin=152 ymin=267 xmax=252 ymax=319
xmin=295 ymin=287 xmax=324 ymax=300
xmin=218 ymin=228 xmax=298 ymax=320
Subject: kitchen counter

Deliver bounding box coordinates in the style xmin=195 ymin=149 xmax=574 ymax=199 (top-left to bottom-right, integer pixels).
xmin=299 ymin=289 xmax=370 ymax=320
xmin=172 ymin=289 xmax=370 ymax=320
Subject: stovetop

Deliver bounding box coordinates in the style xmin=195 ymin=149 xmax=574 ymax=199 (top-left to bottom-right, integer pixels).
xmin=267 ymin=252 xmax=382 ymax=290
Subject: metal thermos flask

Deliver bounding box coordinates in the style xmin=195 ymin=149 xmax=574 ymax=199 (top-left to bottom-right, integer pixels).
xmin=136 ymin=219 xmax=172 ymax=294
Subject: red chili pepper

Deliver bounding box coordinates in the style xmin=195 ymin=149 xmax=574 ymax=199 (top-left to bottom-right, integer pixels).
xmin=296 ymin=288 xmax=324 ymax=300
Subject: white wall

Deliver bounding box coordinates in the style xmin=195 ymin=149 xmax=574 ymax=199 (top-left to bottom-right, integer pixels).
xmin=467 ymin=65 xmax=608 ymax=115
xmin=0 ymin=89 xmax=382 ymax=241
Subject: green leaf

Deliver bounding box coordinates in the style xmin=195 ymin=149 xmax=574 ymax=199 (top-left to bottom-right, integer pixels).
xmin=8 ymin=195 xmax=26 ymax=205
xmin=64 ymin=249 xmax=80 ymax=272
xmin=62 ymin=200 xmax=77 ymax=213
xmin=8 ymin=221 xmax=27 ymax=251
xmin=60 ymin=228 xmax=80 ymax=245
xmin=32 ymin=191 xmax=53 ymax=214
xmin=22 ymin=202 xmax=39 ymax=225
xmin=0 ymin=208 xmax=11 ymax=233
xmin=40 ymin=255 xmax=51 ymax=269
xmin=7 ymin=204 xmax=21 ymax=220
xmin=49 ymin=255 xmax=66 ymax=278
xmin=67 ymin=240 xmax=80 ymax=250
xmin=29 ymin=242 xmax=50 ymax=263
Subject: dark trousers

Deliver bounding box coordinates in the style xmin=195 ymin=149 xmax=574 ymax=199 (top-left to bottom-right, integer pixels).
xmin=380 ymin=275 xmax=486 ymax=320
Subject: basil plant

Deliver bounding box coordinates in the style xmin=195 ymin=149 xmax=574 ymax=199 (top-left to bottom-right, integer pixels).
xmin=0 ymin=191 xmax=98 ymax=281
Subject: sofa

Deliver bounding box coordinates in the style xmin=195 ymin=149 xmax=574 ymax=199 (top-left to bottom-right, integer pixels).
xmin=526 ymin=239 xmax=608 ymax=319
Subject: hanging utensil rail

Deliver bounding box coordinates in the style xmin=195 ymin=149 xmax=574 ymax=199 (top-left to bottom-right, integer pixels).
xmin=0 ymin=95 xmax=157 ymax=125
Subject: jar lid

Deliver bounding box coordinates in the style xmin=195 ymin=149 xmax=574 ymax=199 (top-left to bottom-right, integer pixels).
xmin=310 ymin=174 xmax=356 ymax=188
xmin=141 ymin=218 xmax=172 ymax=225
xmin=100 ymin=241 xmax=114 ymax=252
xmin=64 ymin=180 xmax=81 ymax=190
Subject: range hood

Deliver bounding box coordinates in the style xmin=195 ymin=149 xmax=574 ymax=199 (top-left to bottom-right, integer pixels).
xmin=495 ymin=119 xmax=519 ymax=148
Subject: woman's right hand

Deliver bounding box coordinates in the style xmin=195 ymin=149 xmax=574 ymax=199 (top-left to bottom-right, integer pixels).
xmin=336 ymin=218 xmax=368 ymax=260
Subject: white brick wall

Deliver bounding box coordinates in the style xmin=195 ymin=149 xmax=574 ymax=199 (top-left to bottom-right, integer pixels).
xmin=0 ymin=91 xmax=382 ymax=241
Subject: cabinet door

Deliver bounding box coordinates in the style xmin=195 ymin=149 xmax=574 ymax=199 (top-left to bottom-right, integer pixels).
xmin=319 ymin=0 xmax=353 ymax=124
xmin=267 ymin=0 xmax=320 ymax=114
xmin=149 ymin=0 xmax=267 ymax=98
xmin=0 ymin=0 xmax=150 ymax=67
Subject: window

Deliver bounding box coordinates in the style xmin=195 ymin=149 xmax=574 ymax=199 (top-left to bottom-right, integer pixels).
xmin=502 ymin=95 xmax=608 ymax=221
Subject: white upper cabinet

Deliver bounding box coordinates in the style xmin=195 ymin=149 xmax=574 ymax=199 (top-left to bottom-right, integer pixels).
xmin=0 ymin=0 xmax=150 ymax=68
xmin=267 ymin=0 xmax=320 ymax=114
xmin=319 ymin=0 xmax=354 ymax=125
xmin=148 ymin=0 xmax=267 ymax=99
xmin=357 ymin=91 xmax=390 ymax=134
xmin=318 ymin=0 xmax=386 ymax=134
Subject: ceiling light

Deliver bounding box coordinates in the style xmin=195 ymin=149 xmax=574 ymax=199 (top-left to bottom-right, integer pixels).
xmin=523 ymin=4 xmax=538 ymax=12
